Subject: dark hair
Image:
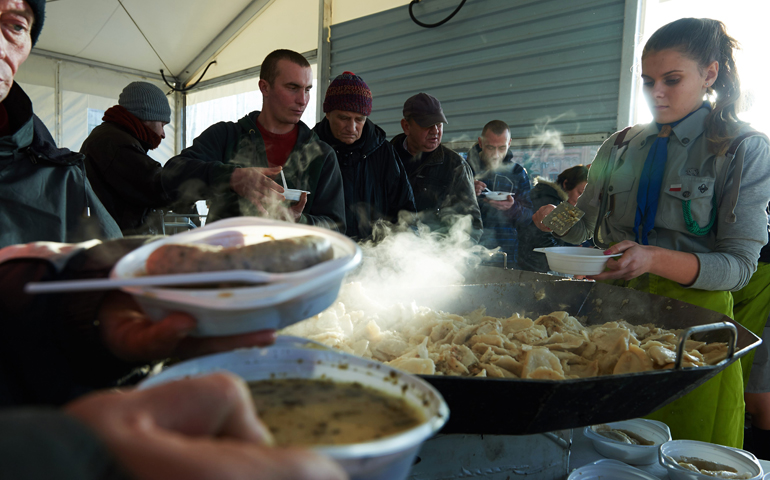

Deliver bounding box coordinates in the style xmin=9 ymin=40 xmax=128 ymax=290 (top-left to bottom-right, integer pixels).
xmin=557 ymin=165 xmax=588 ymax=192
xmin=481 ymin=120 xmax=509 ymax=137
xmin=643 ymin=18 xmax=743 ymax=155
xmin=260 ymin=49 xmax=311 ymax=85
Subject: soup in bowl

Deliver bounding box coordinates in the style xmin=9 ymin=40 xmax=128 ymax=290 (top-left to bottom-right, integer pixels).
xmin=140 ymin=336 xmax=449 ymax=480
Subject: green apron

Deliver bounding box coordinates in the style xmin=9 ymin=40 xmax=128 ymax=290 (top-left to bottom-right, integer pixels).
xmin=605 ymin=273 xmax=744 ymax=448
xmin=732 ymin=261 xmax=770 ymax=385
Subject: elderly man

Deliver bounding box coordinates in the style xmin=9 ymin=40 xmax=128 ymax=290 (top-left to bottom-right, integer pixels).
xmin=81 ymin=81 xmax=190 ymax=235
xmin=391 ymin=93 xmax=482 ymax=242
xmin=163 ymin=49 xmax=345 ymax=232
xmin=312 ymin=71 xmax=416 ymax=240
xmin=0 ymin=0 xmax=120 ymax=248
xmin=466 ymin=120 xmax=533 ymax=267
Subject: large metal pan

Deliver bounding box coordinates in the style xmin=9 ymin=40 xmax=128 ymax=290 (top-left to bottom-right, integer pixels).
xmin=370 ymin=268 xmax=760 ymax=435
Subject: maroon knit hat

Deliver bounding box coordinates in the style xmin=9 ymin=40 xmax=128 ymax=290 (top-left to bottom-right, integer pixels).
xmin=323 ymin=71 xmax=373 ymax=116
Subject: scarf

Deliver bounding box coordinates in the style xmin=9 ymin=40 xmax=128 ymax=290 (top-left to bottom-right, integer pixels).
xmin=633 ymin=106 xmax=705 ymax=245
xmin=102 ymin=105 xmax=161 ymax=149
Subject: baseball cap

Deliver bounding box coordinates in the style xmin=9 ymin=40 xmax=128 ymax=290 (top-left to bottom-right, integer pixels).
xmin=403 ymin=92 xmax=448 ymax=127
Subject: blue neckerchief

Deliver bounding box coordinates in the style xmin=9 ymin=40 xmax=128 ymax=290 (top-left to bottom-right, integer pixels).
xmin=633 ymin=107 xmax=704 ymax=245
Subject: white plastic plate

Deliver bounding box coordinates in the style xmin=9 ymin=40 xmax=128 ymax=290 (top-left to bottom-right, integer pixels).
xmin=111 ymin=217 xmax=362 ymax=336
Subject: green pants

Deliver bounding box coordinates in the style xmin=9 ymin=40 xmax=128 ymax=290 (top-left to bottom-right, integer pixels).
xmin=605 ymin=274 xmax=744 ymax=448
xmin=732 ymin=261 xmax=770 ymax=386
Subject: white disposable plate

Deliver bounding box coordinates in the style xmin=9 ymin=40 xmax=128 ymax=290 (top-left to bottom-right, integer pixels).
xmin=568 ymin=459 xmax=660 ymax=479
xmin=283 ymin=189 xmax=310 ymax=201
xmin=111 ymin=217 xmax=362 ymax=336
xmin=483 ymin=191 xmax=512 ymax=201
xmin=659 ymin=440 xmax=763 ymax=480
xmin=140 ymin=338 xmax=449 ymax=480
xmin=533 ymin=246 xmax=622 ymax=276
xmin=584 ymin=419 xmax=671 ymax=465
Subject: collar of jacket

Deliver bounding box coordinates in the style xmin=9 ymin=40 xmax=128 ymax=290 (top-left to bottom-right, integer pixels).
xmin=100 ymin=121 xmax=152 ymax=153
xmin=637 ymin=105 xmax=710 ymax=149
xmin=466 ymin=142 xmax=513 ymax=176
xmin=533 ymin=176 xmax=569 ymax=202
xmin=314 ymin=117 xmax=385 ymax=158
xmin=0 ymin=82 xmax=84 ymax=166
xmin=239 ymin=110 xmax=317 ymax=147
xmin=0 ymin=82 xmax=34 ymax=156
xmin=392 ymin=133 xmax=446 ymax=166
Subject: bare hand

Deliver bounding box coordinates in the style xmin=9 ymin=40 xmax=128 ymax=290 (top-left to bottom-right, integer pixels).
xmin=229 ymin=167 xmax=285 ymax=214
xmin=474 ymin=180 xmax=487 ymax=196
xmin=98 ymin=291 xmax=276 ymax=362
xmin=289 ymin=192 xmax=308 ymax=222
xmin=532 ymin=205 xmax=557 ymax=232
xmin=66 ymin=373 xmax=347 ymax=480
xmin=484 ymin=195 xmax=514 ymax=211
xmin=587 ymin=240 xmax=653 ymax=281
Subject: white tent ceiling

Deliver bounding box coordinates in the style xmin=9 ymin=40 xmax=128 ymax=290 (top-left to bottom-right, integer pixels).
xmin=31 ymin=0 xmax=411 ymax=88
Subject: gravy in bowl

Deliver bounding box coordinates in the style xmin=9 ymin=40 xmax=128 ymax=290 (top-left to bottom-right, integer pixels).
xmin=248 ymin=378 xmax=425 ymax=447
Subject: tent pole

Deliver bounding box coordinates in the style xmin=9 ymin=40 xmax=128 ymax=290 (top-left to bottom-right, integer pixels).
xmin=316 ymin=0 xmax=332 ymax=123
xmin=174 ymin=90 xmax=186 ymax=155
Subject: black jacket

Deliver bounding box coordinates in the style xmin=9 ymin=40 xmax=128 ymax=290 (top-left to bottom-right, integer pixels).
xmin=0 ymin=83 xmax=121 ymax=248
xmin=517 ymin=178 xmax=573 ymax=272
xmin=163 ymin=112 xmax=345 ymax=232
xmin=391 ymin=134 xmax=482 ymax=242
xmin=81 ymin=121 xmax=170 ymax=235
xmin=313 ymin=118 xmax=416 ymax=240
xmin=465 ymin=144 xmax=533 ymax=266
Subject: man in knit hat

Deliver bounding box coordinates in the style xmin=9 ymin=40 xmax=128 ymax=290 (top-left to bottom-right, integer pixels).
xmin=164 ymin=49 xmax=345 ymax=232
xmin=0 ymin=0 xmax=120 ymax=248
xmin=312 ymin=71 xmax=416 ymax=240
xmin=81 ymin=81 xmax=191 ymax=235
xmin=391 ymin=93 xmax=482 ymax=243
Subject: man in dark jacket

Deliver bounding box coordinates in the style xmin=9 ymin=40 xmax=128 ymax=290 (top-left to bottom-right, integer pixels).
xmin=466 ymin=120 xmax=533 ymax=267
xmin=81 ymin=82 xmax=178 ymax=235
xmin=391 ymin=93 xmax=482 ymax=242
xmin=313 ymin=72 xmax=416 ymax=241
xmin=163 ymin=49 xmax=345 ymax=232
xmin=0 ymin=0 xmax=120 ymax=249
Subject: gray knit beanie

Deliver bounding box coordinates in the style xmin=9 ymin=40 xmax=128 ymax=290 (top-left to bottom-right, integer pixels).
xmin=118 ymin=82 xmax=171 ymax=123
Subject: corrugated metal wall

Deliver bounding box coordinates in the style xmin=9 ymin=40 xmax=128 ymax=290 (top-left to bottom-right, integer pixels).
xmin=329 ymin=0 xmax=625 ymax=143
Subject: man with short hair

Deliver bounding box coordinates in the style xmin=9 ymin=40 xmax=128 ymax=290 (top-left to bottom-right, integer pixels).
xmin=313 ymin=71 xmax=416 ymax=240
xmin=391 ymin=93 xmax=482 ymax=242
xmin=81 ymin=81 xmax=186 ymax=235
xmin=466 ymin=120 xmax=533 ymax=267
xmin=0 ymin=0 xmax=120 ymax=248
xmin=163 ymin=49 xmax=345 ymax=232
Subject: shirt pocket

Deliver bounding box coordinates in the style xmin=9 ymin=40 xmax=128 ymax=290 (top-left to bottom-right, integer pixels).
xmin=658 ymin=176 xmax=716 ymax=233
xmin=606 ymin=173 xmax=636 ymax=225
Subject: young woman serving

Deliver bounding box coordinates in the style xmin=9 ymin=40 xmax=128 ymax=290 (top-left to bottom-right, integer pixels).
xmin=533 ymin=18 xmax=770 ymax=448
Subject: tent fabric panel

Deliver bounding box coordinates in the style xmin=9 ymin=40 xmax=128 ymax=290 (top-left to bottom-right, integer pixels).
xmin=329 ymin=0 xmax=624 ymax=142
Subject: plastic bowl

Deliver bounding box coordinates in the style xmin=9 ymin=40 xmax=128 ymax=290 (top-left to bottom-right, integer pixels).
xmin=533 ymin=246 xmax=621 ymax=275
xmin=140 ymin=337 xmax=449 ymax=480
xmin=568 ymin=459 xmax=660 ymax=479
xmin=283 ymin=189 xmax=310 ymax=201
xmin=659 ymin=440 xmax=763 ymax=480
xmin=111 ymin=217 xmax=362 ymax=336
xmin=584 ymin=419 xmax=671 ymax=465
xmin=483 ymin=191 xmax=512 ymax=201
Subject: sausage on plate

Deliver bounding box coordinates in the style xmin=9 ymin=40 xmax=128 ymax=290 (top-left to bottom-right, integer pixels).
xmin=145 ymin=235 xmax=334 ymax=275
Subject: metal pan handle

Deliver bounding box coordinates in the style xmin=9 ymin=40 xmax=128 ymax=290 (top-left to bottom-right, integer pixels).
xmin=674 ymin=322 xmax=737 ymax=369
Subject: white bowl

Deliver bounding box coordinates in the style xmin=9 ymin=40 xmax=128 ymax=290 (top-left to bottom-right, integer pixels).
xmin=283 ymin=189 xmax=310 ymax=201
xmin=111 ymin=217 xmax=361 ymax=336
xmin=533 ymin=246 xmax=621 ymax=275
xmin=140 ymin=337 xmax=449 ymax=480
xmin=483 ymin=191 xmax=512 ymax=201
xmin=568 ymin=459 xmax=660 ymax=480
xmin=584 ymin=419 xmax=671 ymax=465
xmin=659 ymin=440 xmax=763 ymax=480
